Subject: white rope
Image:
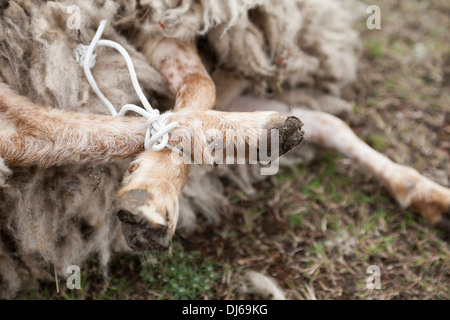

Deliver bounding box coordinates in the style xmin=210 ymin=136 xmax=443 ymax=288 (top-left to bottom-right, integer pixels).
xmin=74 ymin=20 xmax=179 ymax=151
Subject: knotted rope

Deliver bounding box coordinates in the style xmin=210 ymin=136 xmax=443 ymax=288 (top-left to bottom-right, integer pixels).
xmin=74 ymin=20 xmax=179 ymax=151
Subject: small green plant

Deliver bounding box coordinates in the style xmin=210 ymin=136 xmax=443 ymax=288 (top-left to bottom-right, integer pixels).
xmin=364 ymin=39 xmax=384 ymax=59
xmin=139 ymin=242 xmax=220 ymax=299
xmin=368 ymin=133 xmax=388 ymax=152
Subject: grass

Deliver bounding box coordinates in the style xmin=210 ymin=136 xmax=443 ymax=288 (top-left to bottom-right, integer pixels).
xmin=139 ymin=243 xmax=220 ymax=299
xmin=364 ymin=39 xmax=385 ymax=59
xmin=18 ymin=243 xmax=224 ymax=300
xmin=367 ymin=133 xmax=389 ymax=151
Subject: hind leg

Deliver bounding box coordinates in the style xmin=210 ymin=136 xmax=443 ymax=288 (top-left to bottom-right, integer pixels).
xmin=230 ymin=96 xmax=450 ymax=232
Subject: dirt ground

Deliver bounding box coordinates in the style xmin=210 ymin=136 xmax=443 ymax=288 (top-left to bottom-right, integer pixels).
xmin=18 ymin=0 xmax=449 ymax=300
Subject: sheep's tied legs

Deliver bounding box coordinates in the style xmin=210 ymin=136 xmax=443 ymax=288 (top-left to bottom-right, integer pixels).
xmin=0 ymin=43 xmax=304 ymax=252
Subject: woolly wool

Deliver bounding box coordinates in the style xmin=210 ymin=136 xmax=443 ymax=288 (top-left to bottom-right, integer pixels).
xmin=0 ymin=0 xmax=359 ymax=297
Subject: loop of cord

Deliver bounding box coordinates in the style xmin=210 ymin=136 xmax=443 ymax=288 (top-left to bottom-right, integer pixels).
xmin=74 ymin=20 xmax=179 ymax=152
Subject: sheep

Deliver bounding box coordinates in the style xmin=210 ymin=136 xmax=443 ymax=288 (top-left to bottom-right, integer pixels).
xmin=0 ymin=0 xmax=448 ymax=298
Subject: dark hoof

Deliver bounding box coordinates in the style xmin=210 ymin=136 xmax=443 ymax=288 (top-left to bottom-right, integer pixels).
xmin=116 ymin=189 xmax=171 ymax=251
xmin=275 ymin=116 xmax=304 ymax=156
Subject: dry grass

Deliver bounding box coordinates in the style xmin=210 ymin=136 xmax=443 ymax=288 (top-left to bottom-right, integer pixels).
xmin=18 ymin=0 xmax=449 ymax=300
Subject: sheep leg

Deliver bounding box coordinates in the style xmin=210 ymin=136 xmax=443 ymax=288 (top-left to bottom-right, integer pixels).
xmin=0 ymin=83 xmax=148 ymax=168
xmin=0 ymin=83 xmax=302 ymax=181
xmin=115 ymin=38 xmax=215 ymax=251
xmin=139 ymin=37 xmax=216 ymax=111
xmin=230 ymin=96 xmax=450 ymax=232
xmin=116 ymin=108 xmax=304 ymax=251
xmin=116 ymin=38 xmax=304 ymax=251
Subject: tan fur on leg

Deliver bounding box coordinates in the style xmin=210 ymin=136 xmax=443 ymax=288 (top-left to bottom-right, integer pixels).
xmin=115 ymin=37 xmax=218 ymax=251
xmin=0 ymin=83 xmax=147 ymax=167
xmin=140 ymin=37 xmax=216 ymax=111
xmin=230 ymin=96 xmax=450 ymax=231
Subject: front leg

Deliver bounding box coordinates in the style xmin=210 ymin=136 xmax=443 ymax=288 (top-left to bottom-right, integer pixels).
xmin=115 ymin=37 xmax=217 ymax=251
xmin=116 ymin=149 xmax=187 ymax=251
xmin=0 ymin=83 xmax=148 ymax=168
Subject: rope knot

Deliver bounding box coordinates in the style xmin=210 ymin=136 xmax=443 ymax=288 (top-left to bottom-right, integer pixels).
xmin=74 ymin=44 xmax=96 ymax=68
xmin=144 ymin=110 xmax=179 ymax=151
